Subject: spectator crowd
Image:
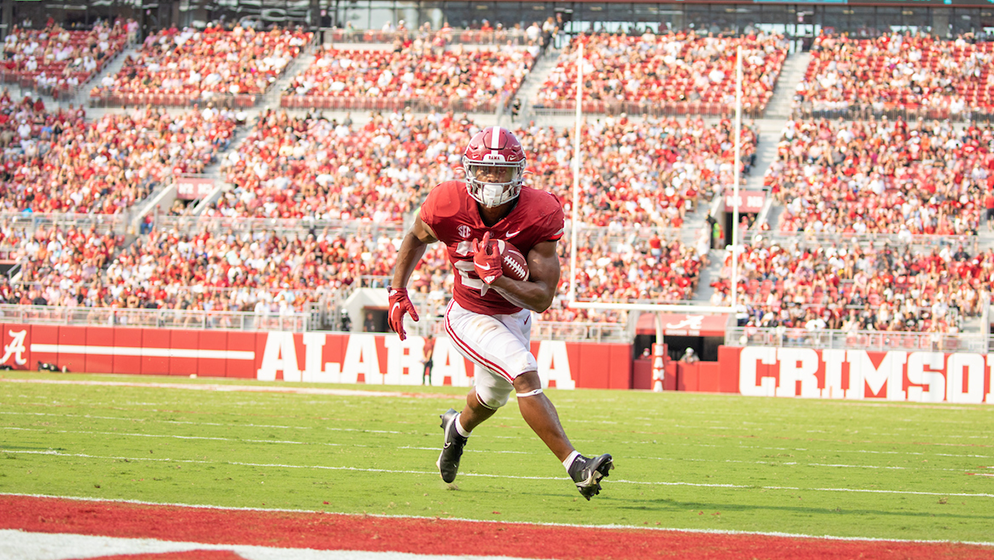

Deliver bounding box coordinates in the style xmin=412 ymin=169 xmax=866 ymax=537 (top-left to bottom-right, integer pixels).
xmin=283 ymin=42 xmax=536 ymax=113
xmin=92 ymin=24 xmax=311 ymax=104
xmin=712 ymin=238 xmax=990 ymax=335
xmin=795 ymin=32 xmax=994 ymax=117
xmin=0 ymin=94 xmax=236 ymax=214
xmin=765 ymin=117 xmax=992 ymax=235
xmin=537 ymin=31 xmax=788 ymax=115
xmin=2 ymin=19 xmax=133 ymax=97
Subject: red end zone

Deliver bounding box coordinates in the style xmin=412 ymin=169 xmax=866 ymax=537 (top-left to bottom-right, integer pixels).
xmin=2 ymin=495 xmax=992 ymax=560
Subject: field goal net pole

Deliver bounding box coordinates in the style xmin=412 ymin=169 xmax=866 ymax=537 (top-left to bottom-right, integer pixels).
xmin=565 ymin=40 xmax=735 ymax=392
xmin=567 ymin=41 xmax=583 ymax=305
xmin=730 ymin=45 xmax=744 ymax=315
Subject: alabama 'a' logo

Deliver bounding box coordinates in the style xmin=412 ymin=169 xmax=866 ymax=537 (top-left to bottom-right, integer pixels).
xmin=457 ymin=225 xmax=472 ymax=239
xmin=1 ymin=329 xmax=28 ymax=365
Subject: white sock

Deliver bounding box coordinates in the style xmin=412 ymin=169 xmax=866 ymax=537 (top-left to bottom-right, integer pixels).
xmin=562 ymin=450 xmax=581 ymax=472
xmin=454 ymin=413 xmax=471 ymax=438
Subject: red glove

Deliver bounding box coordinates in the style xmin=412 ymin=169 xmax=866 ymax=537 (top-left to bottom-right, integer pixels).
xmin=472 ymin=231 xmax=503 ymax=285
xmin=387 ymin=287 xmax=419 ymax=341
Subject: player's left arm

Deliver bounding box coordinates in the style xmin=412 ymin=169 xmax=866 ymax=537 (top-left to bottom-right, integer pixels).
xmin=488 ymin=239 xmax=560 ymax=313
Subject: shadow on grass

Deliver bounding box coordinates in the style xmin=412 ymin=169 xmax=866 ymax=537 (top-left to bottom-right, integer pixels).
xmin=613 ymin=498 xmax=988 ymax=521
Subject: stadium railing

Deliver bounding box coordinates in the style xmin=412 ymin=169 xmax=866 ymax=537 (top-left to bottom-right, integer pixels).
xmin=791 ymin=102 xmax=994 ymax=123
xmin=403 ymin=317 xmax=629 ymax=343
xmin=725 ymin=326 xmax=987 ymax=354
xmin=280 ymin=95 xmax=513 ymax=114
xmin=754 ymin=232 xmax=979 ymax=251
xmin=320 ymin=28 xmax=531 ymax=47
xmin=88 ymin=91 xmax=263 ymax=109
xmin=0 ymin=304 xmax=310 ymax=332
xmin=152 ymin=216 xmax=403 ymax=237
xmin=0 ymin=213 xmax=130 ymax=236
xmin=532 ymin=100 xmax=762 ymax=118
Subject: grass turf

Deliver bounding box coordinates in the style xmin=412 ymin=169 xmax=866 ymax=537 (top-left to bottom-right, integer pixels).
xmin=0 ymin=371 xmax=992 ymax=543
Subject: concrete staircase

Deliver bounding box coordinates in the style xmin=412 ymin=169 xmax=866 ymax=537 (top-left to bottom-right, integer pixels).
xmin=764 ymin=51 xmax=811 ymax=119
xmin=68 ymin=43 xmax=138 ymax=110
xmin=504 ymin=47 xmax=562 ymax=126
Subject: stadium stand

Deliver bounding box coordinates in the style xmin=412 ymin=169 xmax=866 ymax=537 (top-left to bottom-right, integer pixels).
xmin=765 ymin=118 xmax=990 ymax=235
xmin=282 ymin=43 xmax=537 ymax=113
xmin=0 ymin=101 xmax=236 ymax=214
xmin=522 ymin=115 xmax=757 ymax=227
xmin=1 ymin=19 xmax=133 ymax=99
xmin=6 ymin=14 xmax=994 ymax=348
xmin=536 ymin=31 xmax=788 ymax=116
xmin=711 ymin=237 xmax=985 ymax=335
xmin=795 ymin=33 xmax=994 ymax=120
xmin=90 ymin=24 xmax=312 ymax=107
xmin=208 ymin=109 xmax=473 ymax=220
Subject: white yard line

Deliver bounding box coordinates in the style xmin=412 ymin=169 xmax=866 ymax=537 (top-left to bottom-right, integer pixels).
xmin=0 ymin=378 xmax=455 ymax=398
xmin=3 ymin=450 xmax=993 ymax=499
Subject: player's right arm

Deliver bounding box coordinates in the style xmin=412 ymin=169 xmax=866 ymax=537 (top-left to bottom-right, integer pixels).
xmin=388 ymin=214 xmax=438 ymax=340
xmin=391 ymin=214 xmax=438 ymax=289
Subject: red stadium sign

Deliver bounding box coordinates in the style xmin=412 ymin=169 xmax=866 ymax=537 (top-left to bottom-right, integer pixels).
xmin=175 ymin=177 xmax=215 ymax=200
xmin=721 ymin=346 xmax=994 ymax=404
xmin=723 ymin=191 xmax=765 ymax=213
xmin=0 ymin=325 xmax=632 ymax=390
xmin=635 ymin=313 xmax=730 ymax=336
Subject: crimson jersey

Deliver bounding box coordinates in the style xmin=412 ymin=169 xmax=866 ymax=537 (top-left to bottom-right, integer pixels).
xmin=421 ymin=180 xmax=565 ymax=315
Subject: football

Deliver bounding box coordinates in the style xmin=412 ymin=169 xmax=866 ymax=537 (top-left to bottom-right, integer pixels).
xmin=492 ymin=239 xmax=529 ymax=281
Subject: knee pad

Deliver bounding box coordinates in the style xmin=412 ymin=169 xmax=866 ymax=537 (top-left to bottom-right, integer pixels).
xmin=473 ymin=365 xmax=514 ymax=409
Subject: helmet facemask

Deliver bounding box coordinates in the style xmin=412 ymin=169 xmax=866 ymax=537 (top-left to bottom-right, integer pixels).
xmin=463 ymin=156 xmax=525 ymax=208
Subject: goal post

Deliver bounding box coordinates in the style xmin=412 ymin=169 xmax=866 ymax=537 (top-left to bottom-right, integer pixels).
xmin=564 ymin=38 xmax=743 ymax=392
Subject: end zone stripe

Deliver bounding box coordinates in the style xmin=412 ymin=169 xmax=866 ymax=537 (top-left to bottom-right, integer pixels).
xmin=1 ymin=495 xmax=993 ymax=560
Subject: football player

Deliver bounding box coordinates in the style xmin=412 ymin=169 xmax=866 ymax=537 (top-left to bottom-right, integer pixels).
xmin=388 ymin=126 xmax=613 ymax=500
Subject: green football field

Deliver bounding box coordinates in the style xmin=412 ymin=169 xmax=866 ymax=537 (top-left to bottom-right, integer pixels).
xmin=1 ymin=372 xmax=992 ymax=544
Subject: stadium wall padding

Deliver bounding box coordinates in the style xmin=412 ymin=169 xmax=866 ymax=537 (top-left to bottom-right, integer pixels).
xmin=0 ymin=325 xmax=631 ymax=390
xmin=4 ymin=324 xmax=992 ymax=402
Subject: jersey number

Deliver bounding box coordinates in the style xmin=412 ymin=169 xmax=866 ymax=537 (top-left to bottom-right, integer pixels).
xmin=454 ymin=240 xmax=487 ymax=295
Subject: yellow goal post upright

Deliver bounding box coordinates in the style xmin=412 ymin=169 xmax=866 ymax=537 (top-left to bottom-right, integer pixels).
xmin=565 ymin=42 xmax=744 ymax=392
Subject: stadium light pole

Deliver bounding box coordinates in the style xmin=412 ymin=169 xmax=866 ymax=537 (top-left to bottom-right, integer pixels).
xmin=730 ymin=45 xmax=743 ymax=315
xmin=568 ymin=41 xmax=583 ymax=304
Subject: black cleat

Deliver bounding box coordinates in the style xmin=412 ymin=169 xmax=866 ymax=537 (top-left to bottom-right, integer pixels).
xmin=568 ymin=453 xmax=614 ymax=500
xmin=436 ymin=408 xmax=468 ymax=483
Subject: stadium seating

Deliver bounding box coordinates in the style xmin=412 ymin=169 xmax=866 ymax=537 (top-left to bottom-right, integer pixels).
xmin=796 ymin=33 xmax=994 ymax=118
xmin=0 ymin=100 xmax=236 ymax=214
xmin=537 ymin=31 xmax=788 ymax=116
xmin=91 ymin=24 xmax=312 ymax=106
xmin=712 ymin=239 xmax=985 ymax=334
xmin=1 ymin=19 xmax=132 ymax=98
xmin=283 ymin=43 xmax=536 ymax=113
xmin=765 ymin=118 xmax=988 ymax=235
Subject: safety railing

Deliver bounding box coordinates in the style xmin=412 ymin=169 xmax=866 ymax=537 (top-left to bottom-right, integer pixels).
xmin=726 ymin=326 xmax=988 ymax=354
xmin=151 ymin=216 xmax=404 ymax=237
xmin=532 ymin=99 xmax=767 ymax=119
xmin=0 ymin=304 xmax=309 ymax=332
xmin=755 ymin=231 xmax=979 ymax=250
xmin=280 ymin=94 xmax=512 ymax=114
xmin=403 ymin=316 xmax=629 ymax=343
xmin=322 ymin=28 xmax=533 ymax=47
xmin=791 ymin=101 xmax=994 ymax=123
xmin=0 ymin=212 xmax=130 ymax=235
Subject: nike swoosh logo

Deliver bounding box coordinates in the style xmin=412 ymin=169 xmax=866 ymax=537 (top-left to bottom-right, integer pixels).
xmin=391 ymin=302 xmax=400 ymax=315
xmin=478 ymin=263 xmax=491 ymax=270
xmin=506 ymin=230 xmax=521 ymax=239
